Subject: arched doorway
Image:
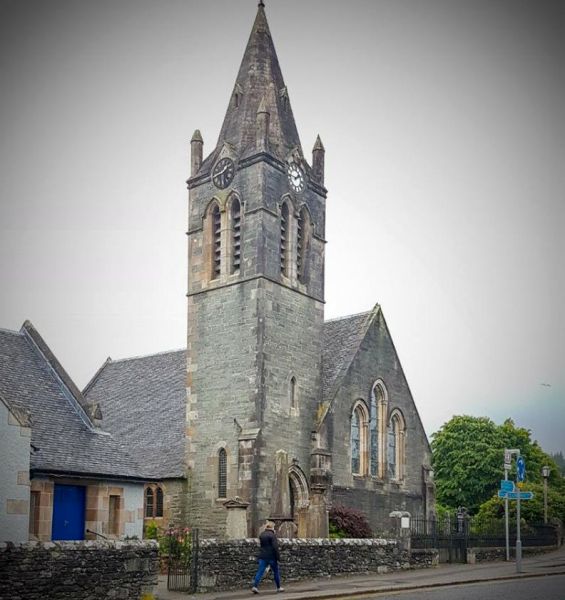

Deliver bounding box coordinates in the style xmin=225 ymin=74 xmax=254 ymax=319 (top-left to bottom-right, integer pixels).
xmin=289 ymin=465 xmax=309 ymax=537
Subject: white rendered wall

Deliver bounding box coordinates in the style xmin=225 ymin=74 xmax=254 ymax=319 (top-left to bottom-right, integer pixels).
xmin=122 ymin=482 xmax=144 ymax=539
xmin=0 ymin=401 xmax=31 ymax=542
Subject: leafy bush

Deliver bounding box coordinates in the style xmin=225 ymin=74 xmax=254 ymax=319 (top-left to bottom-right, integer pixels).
xmin=329 ymin=504 xmax=372 ymax=538
xmin=159 ymin=527 xmax=192 ymax=564
xmin=144 ymin=520 xmax=159 ymax=540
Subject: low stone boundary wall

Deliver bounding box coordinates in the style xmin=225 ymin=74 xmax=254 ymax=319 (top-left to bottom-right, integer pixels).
xmin=467 ymin=545 xmax=559 ymax=563
xmin=197 ymin=538 xmax=438 ymax=592
xmin=0 ymin=540 xmax=158 ymax=600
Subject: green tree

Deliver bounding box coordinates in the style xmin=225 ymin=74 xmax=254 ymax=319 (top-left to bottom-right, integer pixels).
xmin=431 ymin=415 xmax=564 ymax=515
xmin=550 ymin=451 xmax=565 ymax=476
xmin=475 ymin=482 xmax=565 ymax=525
xmin=431 ymin=416 xmax=501 ymax=513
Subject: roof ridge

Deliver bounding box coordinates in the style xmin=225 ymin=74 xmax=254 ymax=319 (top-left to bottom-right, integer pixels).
xmin=110 ymin=348 xmax=185 ymax=364
xmin=0 ymin=326 xmax=23 ymax=336
xmin=324 ymin=310 xmax=373 ymax=324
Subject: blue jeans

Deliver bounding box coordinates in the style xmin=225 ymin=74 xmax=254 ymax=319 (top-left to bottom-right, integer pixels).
xmin=253 ymin=558 xmax=281 ymax=589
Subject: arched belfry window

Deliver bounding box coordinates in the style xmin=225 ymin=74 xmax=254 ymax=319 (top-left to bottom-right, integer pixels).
xmin=230 ymin=197 xmax=241 ymax=274
xmin=351 ymin=401 xmax=369 ymax=475
xmin=387 ymin=410 xmax=406 ymax=481
xmin=211 ymin=203 xmax=221 ymax=279
xmin=297 ymin=207 xmax=309 ymax=283
xmin=280 ymin=202 xmax=290 ymax=277
xmin=218 ymin=448 xmax=227 ymax=498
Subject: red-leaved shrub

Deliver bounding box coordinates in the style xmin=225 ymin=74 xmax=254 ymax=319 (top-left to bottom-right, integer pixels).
xmin=329 ymin=504 xmax=372 ymax=538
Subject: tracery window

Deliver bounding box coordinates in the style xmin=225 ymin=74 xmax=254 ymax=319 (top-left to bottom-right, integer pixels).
xmin=370 ymin=388 xmax=379 ymax=476
xmin=218 ymin=448 xmax=227 ymax=498
xmin=144 ymin=484 xmax=164 ymax=518
xmin=351 ymin=401 xmax=369 ymax=475
xmin=387 ymin=410 xmax=406 ymax=481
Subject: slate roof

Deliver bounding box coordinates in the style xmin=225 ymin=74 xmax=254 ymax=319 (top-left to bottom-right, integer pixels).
xmin=71 ymin=309 xmax=376 ymax=479
xmin=322 ymin=310 xmax=375 ymax=404
xmin=199 ymin=3 xmax=303 ymax=173
xmin=83 ymin=350 xmax=186 ymax=480
xmin=0 ymin=323 xmax=148 ymax=480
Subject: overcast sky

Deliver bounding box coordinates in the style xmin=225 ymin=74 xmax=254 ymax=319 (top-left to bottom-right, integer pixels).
xmin=1 ymin=0 xmax=563 ymax=454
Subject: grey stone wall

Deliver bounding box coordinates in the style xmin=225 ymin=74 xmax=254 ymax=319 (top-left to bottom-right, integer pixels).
xmin=467 ymin=546 xmax=557 ymax=563
xmin=0 ymin=540 xmax=158 ymax=600
xmin=186 ymin=153 xmax=326 ymax=537
xmin=195 ymin=538 xmax=436 ymax=592
xmin=326 ymin=310 xmax=433 ymax=532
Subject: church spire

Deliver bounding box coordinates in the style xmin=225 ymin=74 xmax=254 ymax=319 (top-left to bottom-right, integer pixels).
xmin=214 ymin=2 xmax=302 ymax=161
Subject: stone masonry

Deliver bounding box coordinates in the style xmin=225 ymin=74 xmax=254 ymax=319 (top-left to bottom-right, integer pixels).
xmin=0 ymin=540 xmax=158 ymax=600
xmin=195 ymin=538 xmax=438 ymax=592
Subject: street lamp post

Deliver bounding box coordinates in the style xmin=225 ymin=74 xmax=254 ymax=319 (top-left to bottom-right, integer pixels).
xmin=542 ymin=466 xmax=550 ymax=524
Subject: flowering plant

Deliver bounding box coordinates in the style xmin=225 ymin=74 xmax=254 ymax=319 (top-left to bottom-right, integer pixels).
xmin=159 ymin=527 xmax=192 ymax=564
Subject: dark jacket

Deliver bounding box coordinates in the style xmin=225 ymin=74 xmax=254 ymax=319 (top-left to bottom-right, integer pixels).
xmin=258 ymin=529 xmax=280 ymax=562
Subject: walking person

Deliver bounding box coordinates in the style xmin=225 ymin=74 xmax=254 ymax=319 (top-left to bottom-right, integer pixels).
xmin=251 ymin=521 xmax=284 ymax=594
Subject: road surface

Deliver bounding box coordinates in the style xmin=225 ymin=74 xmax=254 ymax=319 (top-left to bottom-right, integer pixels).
xmin=352 ymin=574 xmax=565 ymax=600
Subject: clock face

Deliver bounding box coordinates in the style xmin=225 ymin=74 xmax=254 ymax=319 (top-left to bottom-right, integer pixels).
xmin=212 ymin=157 xmax=235 ymax=189
xmin=287 ymin=161 xmax=305 ymax=192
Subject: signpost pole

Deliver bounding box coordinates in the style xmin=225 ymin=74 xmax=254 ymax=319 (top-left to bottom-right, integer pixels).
xmin=504 ymin=449 xmax=511 ymax=562
xmin=515 ymin=453 xmax=524 ymax=574
xmin=516 ymin=491 xmax=522 ymax=572
xmin=505 ymin=465 xmax=510 ymax=561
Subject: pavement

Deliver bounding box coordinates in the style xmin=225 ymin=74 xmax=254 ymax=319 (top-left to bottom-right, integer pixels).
xmin=154 ymin=545 xmax=565 ymax=599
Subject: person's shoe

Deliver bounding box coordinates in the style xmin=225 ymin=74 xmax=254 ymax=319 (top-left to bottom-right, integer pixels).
xmin=277 ymin=588 xmax=285 ymax=593
xmin=251 ymin=586 xmax=259 ymax=594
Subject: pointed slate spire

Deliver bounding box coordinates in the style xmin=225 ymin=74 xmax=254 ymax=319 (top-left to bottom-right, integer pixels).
xmin=215 ymin=3 xmax=302 ymax=161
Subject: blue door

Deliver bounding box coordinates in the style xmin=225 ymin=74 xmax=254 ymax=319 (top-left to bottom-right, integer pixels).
xmin=52 ymin=484 xmax=86 ymax=540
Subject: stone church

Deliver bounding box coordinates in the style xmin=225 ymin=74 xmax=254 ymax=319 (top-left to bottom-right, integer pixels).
xmin=84 ymin=3 xmax=435 ymax=538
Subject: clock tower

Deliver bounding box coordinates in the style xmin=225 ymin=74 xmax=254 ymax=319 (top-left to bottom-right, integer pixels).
xmin=185 ymin=3 xmax=327 ymax=535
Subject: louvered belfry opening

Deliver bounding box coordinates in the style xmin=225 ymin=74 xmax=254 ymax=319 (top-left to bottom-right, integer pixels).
xmin=231 ymin=198 xmax=241 ymax=273
xmin=297 ymin=209 xmax=304 ymax=281
xmin=212 ymin=205 xmax=221 ymax=278
xmin=280 ymin=202 xmax=288 ymax=276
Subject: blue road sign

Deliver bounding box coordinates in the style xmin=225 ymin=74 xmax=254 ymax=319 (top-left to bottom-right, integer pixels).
xmin=517 ymin=456 xmax=526 ymax=482
xmin=500 ymin=480 xmax=515 ymax=493
xmin=498 ymin=490 xmax=534 ymax=500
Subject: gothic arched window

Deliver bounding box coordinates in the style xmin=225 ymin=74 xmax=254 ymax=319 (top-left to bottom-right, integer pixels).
xmin=290 ymin=376 xmax=297 ymax=410
xmin=370 ymin=380 xmax=389 ymax=478
xmin=155 ymin=486 xmax=164 ymax=518
xmin=369 ymin=387 xmax=380 ymax=476
xmin=145 ymin=487 xmax=154 ymax=518
xmin=280 ymin=202 xmax=289 ymax=277
xmin=144 ymin=484 xmax=164 ymax=519
xmin=218 ymin=448 xmax=227 ymax=498
xmin=387 ymin=410 xmax=406 ymax=481
xmin=211 ymin=204 xmax=221 ymax=279
xmin=230 ymin=197 xmax=241 ymax=274
xmin=351 ymin=401 xmax=369 ymax=475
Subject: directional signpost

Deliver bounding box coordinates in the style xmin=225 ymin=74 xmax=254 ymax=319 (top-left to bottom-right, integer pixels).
xmin=501 ymin=450 xmax=534 ymax=573
xmin=498 ymin=490 xmax=534 ymax=500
